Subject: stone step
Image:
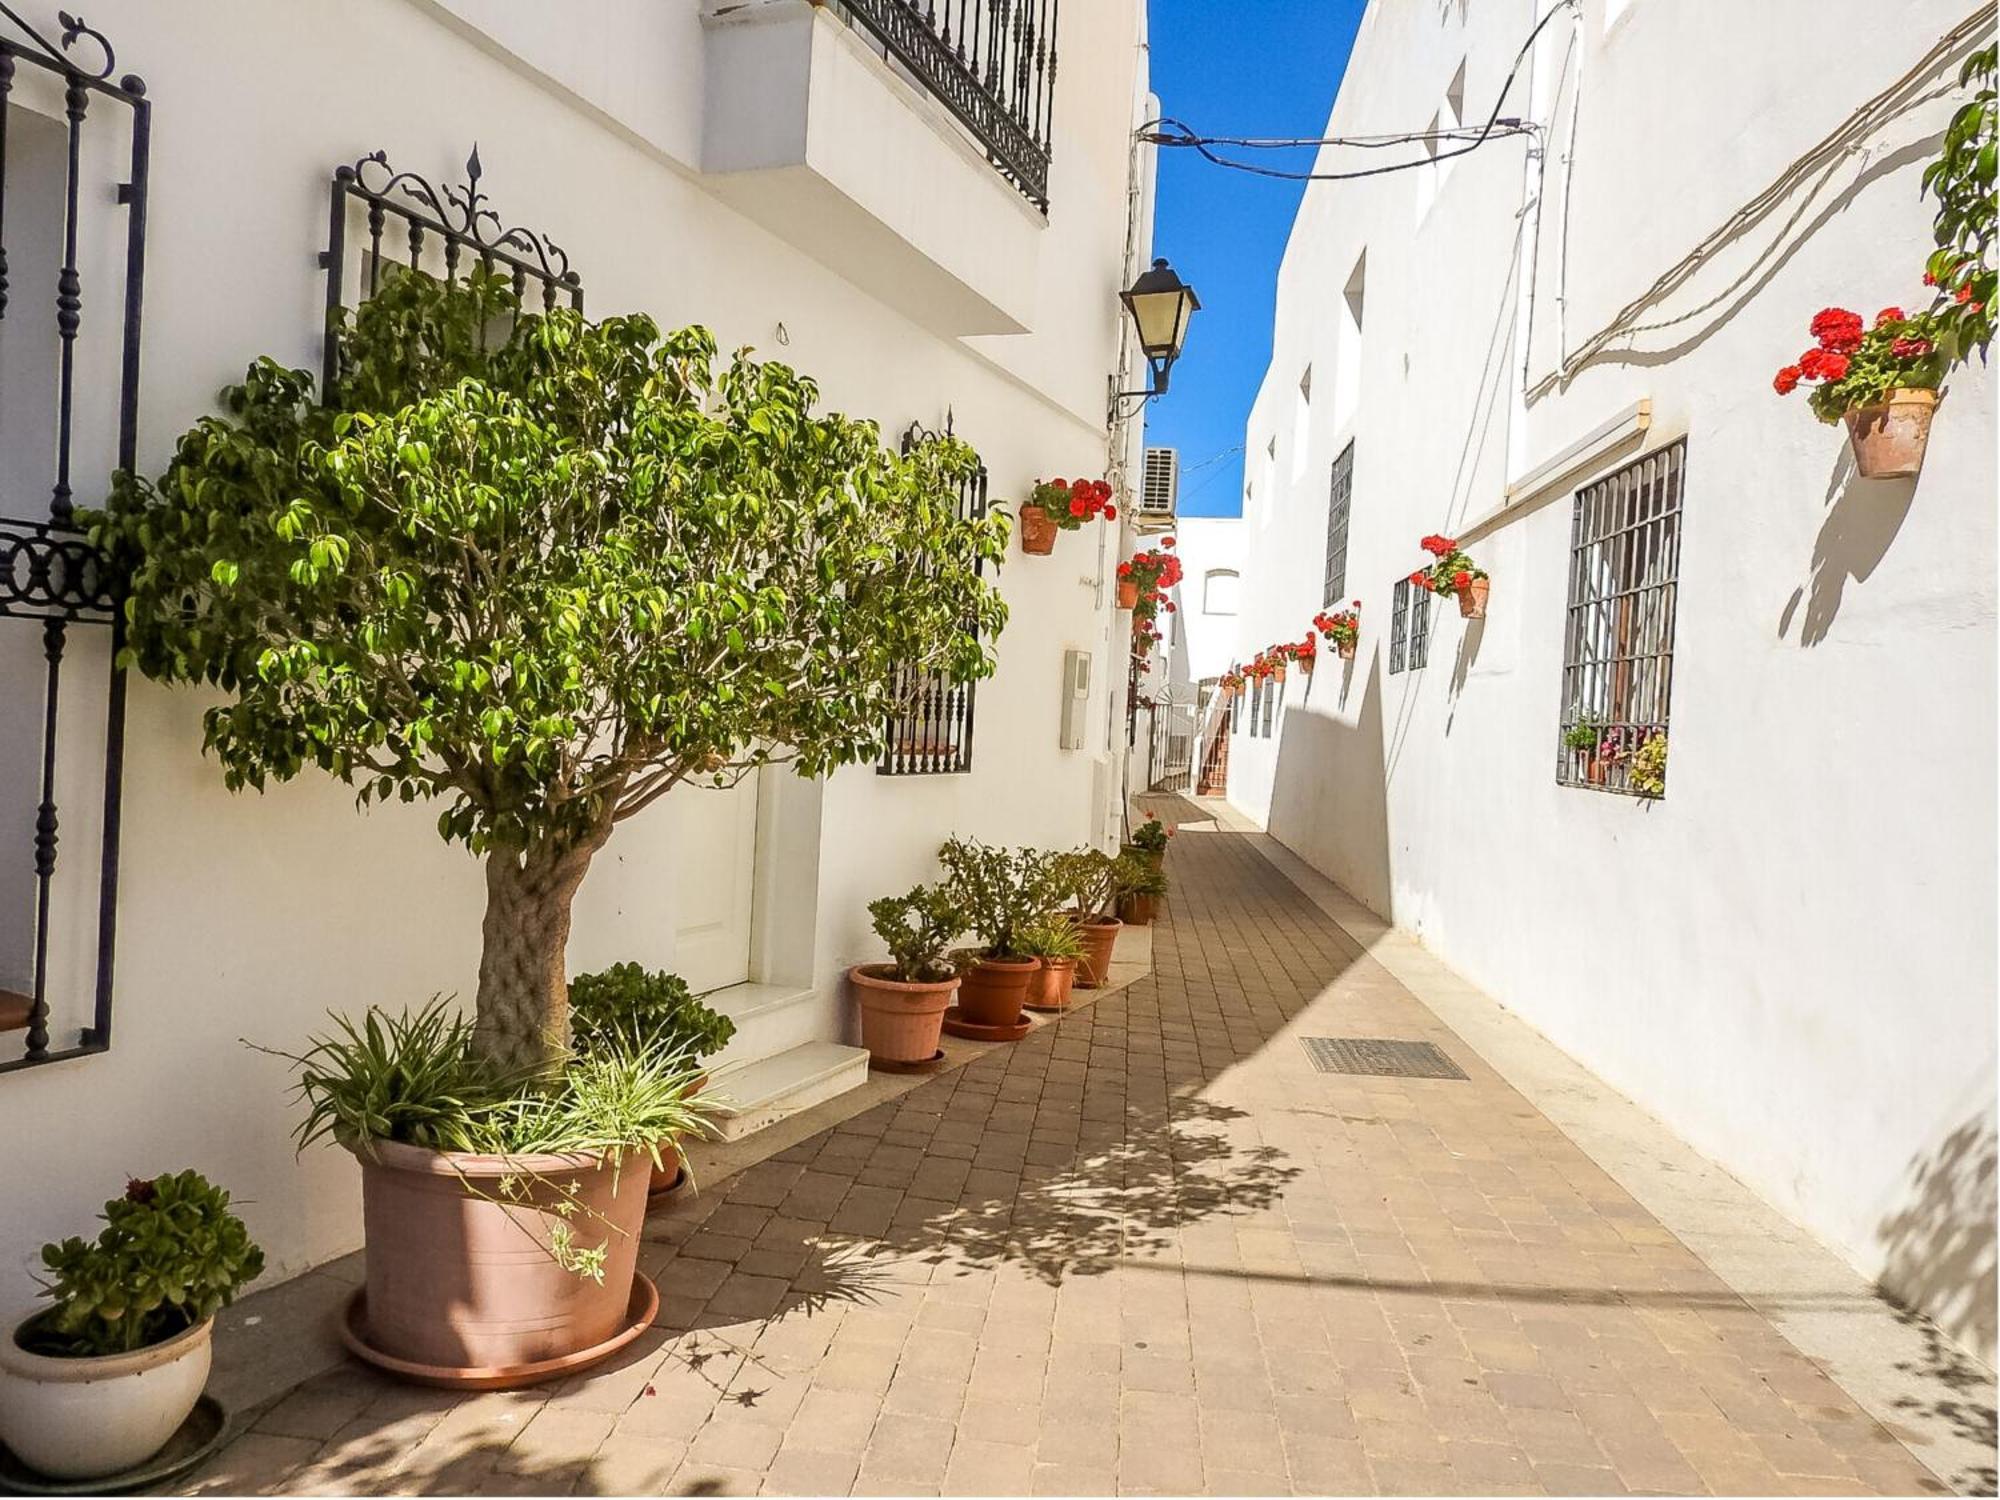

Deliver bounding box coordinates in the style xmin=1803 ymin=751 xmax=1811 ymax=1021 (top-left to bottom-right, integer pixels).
xmin=704 ymin=1039 xmax=870 ymax=1142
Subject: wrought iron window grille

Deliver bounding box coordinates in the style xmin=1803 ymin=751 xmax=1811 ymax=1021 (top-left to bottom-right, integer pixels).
xmin=1408 ymin=584 xmax=1430 ymax=670
xmin=1389 ymin=579 xmax=1409 ymax=674
xmin=826 ymin=0 xmax=1058 ymax=212
xmin=1323 ymin=440 xmax=1352 ymax=607
xmin=0 ymin=4 xmax=148 ymax=1073
xmin=318 ymin=146 xmax=583 ymax=398
xmin=1558 ymin=440 xmax=1684 ymax=797
xmin=878 ymin=419 xmax=988 ymax=776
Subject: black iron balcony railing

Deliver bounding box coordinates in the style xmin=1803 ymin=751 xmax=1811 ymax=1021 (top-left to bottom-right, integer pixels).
xmin=829 ymin=0 xmax=1058 ymax=212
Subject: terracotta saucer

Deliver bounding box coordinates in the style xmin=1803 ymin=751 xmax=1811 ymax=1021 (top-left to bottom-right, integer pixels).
xmin=941 ymin=1007 xmax=1033 ymax=1042
xmin=647 ymin=1163 xmax=695 ymax=1211
xmin=0 ymin=1396 xmax=228 ymax=1495
xmin=339 ymin=1272 xmax=659 ymax=1391
xmin=869 ymin=1049 xmax=949 ymax=1074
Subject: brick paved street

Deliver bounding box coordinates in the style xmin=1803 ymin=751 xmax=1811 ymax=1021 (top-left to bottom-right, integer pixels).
xmin=185 ymin=807 xmax=1952 ymax=1496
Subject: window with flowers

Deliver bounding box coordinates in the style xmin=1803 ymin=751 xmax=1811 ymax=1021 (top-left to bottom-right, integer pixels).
xmin=1557 ymin=441 xmax=1684 ymax=797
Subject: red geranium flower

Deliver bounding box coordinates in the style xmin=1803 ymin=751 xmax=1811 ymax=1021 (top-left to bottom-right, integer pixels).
xmin=1408 ymin=570 xmax=1430 ymax=588
xmin=1452 ymin=570 xmax=1472 ymax=592
xmin=1773 ymin=365 xmax=1802 ymax=395
xmin=1923 ymin=270 xmax=1938 ymax=287
xmin=1810 ymin=307 xmax=1864 ymax=353
xmin=1816 ymin=351 xmax=1851 ymax=382
xmin=1958 ymin=283 xmax=1975 ymax=304
xmin=1069 ymin=498 xmax=1087 ymax=518
xmin=1049 ymin=478 xmax=1069 ymax=491
xmin=1104 ymin=504 xmax=1118 ymax=521
xmin=1874 ymin=306 xmax=1906 ymax=328
xmin=1163 ymin=536 xmax=1176 ymax=548
xmin=1891 ymin=336 xmax=1933 ymax=359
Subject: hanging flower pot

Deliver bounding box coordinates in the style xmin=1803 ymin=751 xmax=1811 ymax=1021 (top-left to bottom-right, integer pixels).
xmin=1843 ymin=388 xmax=1939 ymax=479
xmin=1018 ymin=503 xmax=1058 ymax=556
xmin=1315 ymin=602 xmax=1361 ymax=661
xmin=1458 ymin=577 xmax=1490 ymax=618
xmin=1411 ymin=540 xmax=1487 ymax=621
xmin=1116 ymin=578 xmax=1139 ymax=610
xmin=1338 ymin=639 xmax=1356 ymax=660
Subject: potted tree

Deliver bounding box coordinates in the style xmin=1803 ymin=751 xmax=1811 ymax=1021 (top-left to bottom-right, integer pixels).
xmin=1022 ymin=476 xmax=1116 ymax=556
xmin=938 ymin=838 xmax=1049 ymax=1034
xmin=1774 ymin=305 xmax=1949 ymax=478
xmin=86 ymin=269 xmax=1008 ymax=1383
xmin=1019 ymin=914 xmax=1085 ymax=1011
xmin=1411 ymin=535 xmax=1489 ymax=618
xmin=1052 ymin=849 xmax=1142 ymax=989
xmin=852 ymin=884 xmax=966 ymax=1065
xmin=0 ymin=1172 xmax=262 ymax=1482
xmin=569 ymin=964 xmax=735 ymax=1203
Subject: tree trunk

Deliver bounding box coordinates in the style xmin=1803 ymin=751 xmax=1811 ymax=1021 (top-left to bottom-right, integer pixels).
xmin=474 ymin=843 xmax=599 ymax=1072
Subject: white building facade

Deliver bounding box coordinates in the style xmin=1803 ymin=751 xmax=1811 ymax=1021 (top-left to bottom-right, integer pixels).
xmin=1224 ymin=0 xmax=1997 ymax=1362
xmin=0 ymin=0 xmax=1158 ymax=1311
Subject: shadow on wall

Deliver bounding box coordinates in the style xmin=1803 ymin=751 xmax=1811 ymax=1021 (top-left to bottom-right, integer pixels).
xmin=1264 ymin=655 xmax=1394 ymax=918
xmin=1875 ymin=1101 xmax=1999 ymax=1495
xmin=1777 ymin=444 xmax=1918 ymax=646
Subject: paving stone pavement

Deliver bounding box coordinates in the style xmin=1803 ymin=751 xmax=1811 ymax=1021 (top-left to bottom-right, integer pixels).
xmin=183 ymin=810 xmax=1953 ymax=1496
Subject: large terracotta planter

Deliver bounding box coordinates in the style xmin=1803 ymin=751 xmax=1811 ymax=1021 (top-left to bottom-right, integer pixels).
xmin=957 ymin=955 xmax=1038 ymax=1028
xmin=351 ymin=1139 xmax=648 ymax=1378
xmin=1116 ymin=579 xmax=1140 ymax=610
xmin=1019 ymin=503 xmax=1059 ymax=556
xmin=1844 ymin=387 xmax=1938 ymax=479
xmin=0 ymin=1313 xmax=212 ymax=1480
xmin=851 ymin=964 xmax=956 ymax=1064
xmin=1075 ymin=917 xmax=1123 ymax=989
xmin=1117 ymin=891 xmax=1162 ymax=927
xmin=1458 ymin=577 xmax=1490 ymax=618
xmin=1025 ymin=957 xmax=1078 ymax=1011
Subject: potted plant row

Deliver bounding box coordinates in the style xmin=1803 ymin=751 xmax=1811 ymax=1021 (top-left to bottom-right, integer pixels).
xmin=0 ymin=1173 xmax=263 ymax=1483
xmin=84 ymin=268 xmax=1011 ymax=1386
xmin=1021 ymin=476 xmax=1116 ymax=556
xmin=1410 ymin=534 xmax=1489 ymax=618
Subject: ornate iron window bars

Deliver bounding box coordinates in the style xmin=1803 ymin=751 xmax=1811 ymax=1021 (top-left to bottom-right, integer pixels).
xmin=1323 ymin=440 xmax=1353 ymax=608
xmin=0 ymin=4 xmax=148 ymax=1072
xmin=319 ymin=146 xmax=583 ymax=395
xmin=830 ymin=0 xmax=1058 ymax=212
xmin=879 ymin=420 xmax=988 ymax=776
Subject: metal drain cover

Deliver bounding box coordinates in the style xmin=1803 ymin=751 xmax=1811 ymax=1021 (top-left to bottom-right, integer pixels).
xmin=1300 ymin=1037 xmax=1468 ymax=1081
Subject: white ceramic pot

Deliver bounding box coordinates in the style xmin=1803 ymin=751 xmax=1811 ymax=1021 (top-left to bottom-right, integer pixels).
xmin=0 ymin=1313 xmax=212 ymax=1480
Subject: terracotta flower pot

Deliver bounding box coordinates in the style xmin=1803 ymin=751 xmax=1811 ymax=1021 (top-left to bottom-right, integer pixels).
xmin=1117 ymin=891 xmax=1161 ymax=926
xmin=1337 ymin=638 xmax=1356 ymax=660
xmin=352 ymin=1139 xmax=649 ymax=1379
xmin=851 ymin=964 xmax=957 ymax=1064
xmin=957 ymin=955 xmax=1038 ymax=1028
xmin=1458 ymin=577 xmax=1490 ymax=618
xmin=1075 ymin=917 xmax=1123 ymax=989
xmin=1586 ymin=756 xmax=1609 ymax=786
xmin=1019 ymin=503 xmax=1059 ymax=556
xmin=0 ymin=1314 xmax=212 ymax=1480
xmin=1844 ymin=387 xmax=1938 ymax=479
xmin=647 ymin=1070 xmax=708 ymax=1198
xmin=1025 ymin=957 xmax=1078 ymax=1010
xmin=1273 ymin=664 xmax=1288 ymax=682
xmin=1116 ymin=579 xmax=1139 ymax=610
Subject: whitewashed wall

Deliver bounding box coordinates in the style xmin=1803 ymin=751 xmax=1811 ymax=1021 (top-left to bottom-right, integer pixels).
xmin=0 ymin=0 xmax=1150 ymax=1313
xmin=1225 ymin=0 xmax=1997 ymax=1361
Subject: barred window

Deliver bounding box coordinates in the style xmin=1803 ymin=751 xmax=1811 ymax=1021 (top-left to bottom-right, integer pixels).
xmin=879 ymin=427 xmax=989 ymax=775
xmin=1557 ymin=441 xmax=1684 ymax=795
xmin=1260 ymin=677 xmax=1275 ymax=737
xmin=1390 ymin=579 xmax=1409 ymax=673
xmin=1324 ymin=441 xmax=1353 ymax=606
xmin=1408 ymin=586 xmax=1430 ymax=670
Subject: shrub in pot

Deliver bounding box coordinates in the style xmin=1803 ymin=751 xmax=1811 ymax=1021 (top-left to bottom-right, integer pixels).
xmin=0 ymin=1172 xmax=262 ymax=1481
xmin=1123 ymin=816 xmax=1170 ymax=869
xmin=570 ymin=964 xmax=734 ymax=1197
xmin=1117 ymin=859 xmax=1170 ymax=927
xmin=1019 ymin=914 xmax=1085 ymax=1011
xmin=852 ymin=884 xmax=966 ymax=1063
xmin=938 ymin=838 xmax=1052 ymax=1028
xmin=1562 ymin=716 xmax=1602 ymax=784
xmin=1050 ymin=848 xmax=1144 ymax=989
xmin=89 ymin=268 xmax=1008 ymax=1381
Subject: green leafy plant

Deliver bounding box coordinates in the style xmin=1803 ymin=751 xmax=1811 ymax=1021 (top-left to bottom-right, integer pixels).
xmin=1121 ymin=861 xmax=1169 ymax=899
xmin=1629 ymin=733 xmax=1668 ymax=799
xmin=867 ymin=884 xmax=967 ymax=983
xmin=281 ymin=999 xmax=516 ymax=1155
xmin=1017 ymin=914 xmax=1085 ymax=961
xmin=30 ymin=1172 xmax=264 ymax=1357
xmin=1922 ymin=42 xmax=1996 ymax=365
xmin=1048 ymin=848 xmax=1145 ymax=922
xmin=1562 ymin=716 xmax=1601 ymax=753
xmin=87 ymin=268 xmax=1009 ymax=1069
xmin=569 ymin=964 xmax=734 ymax=1063
xmin=1775 ymin=305 xmax=1949 ymax=419
xmin=1410 ymin=534 xmax=1485 ymax=598
xmin=1128 ymin=818 xmax=1169 ymax=856
xmin=1029 ymin=476 xmax=1116 ymax=530
xmin=937 ymin=838 xmax=1054 ymax=961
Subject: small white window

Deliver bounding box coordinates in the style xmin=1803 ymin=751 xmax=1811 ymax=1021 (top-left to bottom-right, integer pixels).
xmin=1202 ymin=569 xmax=1240 ymax=616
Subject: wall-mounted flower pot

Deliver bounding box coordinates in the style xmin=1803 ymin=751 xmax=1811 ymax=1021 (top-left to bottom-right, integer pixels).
xmin=1025 ymin=957 xmax=1078 ymax=1011
xmin=1585 ymin=756 xmax=1607 ymax=786
xmin=1018 ymin=503 xmax=1059 ymax=555
xmin=1075 ymin=917 xmax=1123 ymax=988
xmin=851 ymin=964 xmax=957 ymax=1064
xmin=1458 ymin=578 xmax=1490 ymax=618
xmin=1273 ymin=664 xmax=1288 ymax=683
xmin=957 ymin=955 xmax=1038 ymax=1028
xmin=1844 ymin=388 xmax=1937 ymax=479
xmin=1116 ymin=579 xmax=1139 ymax=610
xmin=1337 ymin=639 xmax=1356 ymax=660
xmin=346 ymin=1139 xmax=650 ymax=1386
xmin=0 ymin=1314 xmax=213 ymax=1480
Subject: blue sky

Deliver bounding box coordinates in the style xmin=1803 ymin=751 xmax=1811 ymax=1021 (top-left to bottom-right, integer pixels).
xmin=1143 ymin=0 xmax=1366 ymax=518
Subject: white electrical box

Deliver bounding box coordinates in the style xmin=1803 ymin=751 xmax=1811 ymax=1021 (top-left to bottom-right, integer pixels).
xmin=1059 ymin=649 xmax=1092 ymax=751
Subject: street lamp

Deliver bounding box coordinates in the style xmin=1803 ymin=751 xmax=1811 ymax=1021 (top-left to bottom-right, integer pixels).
xmin=1117 ymin=257 xmax=1200 ymax=405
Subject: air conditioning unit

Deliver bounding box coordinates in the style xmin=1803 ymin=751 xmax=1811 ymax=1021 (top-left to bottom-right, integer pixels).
xmin=1138 ymin=447 xmax=1178 ymax=525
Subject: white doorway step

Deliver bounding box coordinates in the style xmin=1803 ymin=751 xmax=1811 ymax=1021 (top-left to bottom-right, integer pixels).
xmin=699 ymin=983 xmax=869 ymax=1143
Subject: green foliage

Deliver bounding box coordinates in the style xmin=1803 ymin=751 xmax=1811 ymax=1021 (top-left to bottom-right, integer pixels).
xmin=493 ymin=1027 xmax=717 ymax=1163
xmin=1562 ymin=716 xmax=1601 ymax=752
xmin=33 ymin=1172 xmax=264 ymax=1357
xmin=867 ymin=884 xmax=967 ymax=983
xmin=86 ymin=263 xmax=1008 ymax=890
xmin=1129 ymin=818 xmax=1169 ymax=855
xmin=1017 ymin=914 xmax=1084 ymax=961
xmin=1048 ymin=848 xmax=1146 ymax=921
xmin=1802 ymin=310 xmax=1949 ymax=422
xmin=282 ymin=999 xmax=518 ymax=1155
xmin=1923 ymin=43 xmax=1996 ymax=365
xmin=1122 ymin=860 xmax=1169 ymax=898
xmin=568 ymin=964 xmax=734 ymax=1063
xmin=936 ymin=838 xmax=1055 ymax=960
xmin=1629 ymin=733 xmax=1668 ymax=799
